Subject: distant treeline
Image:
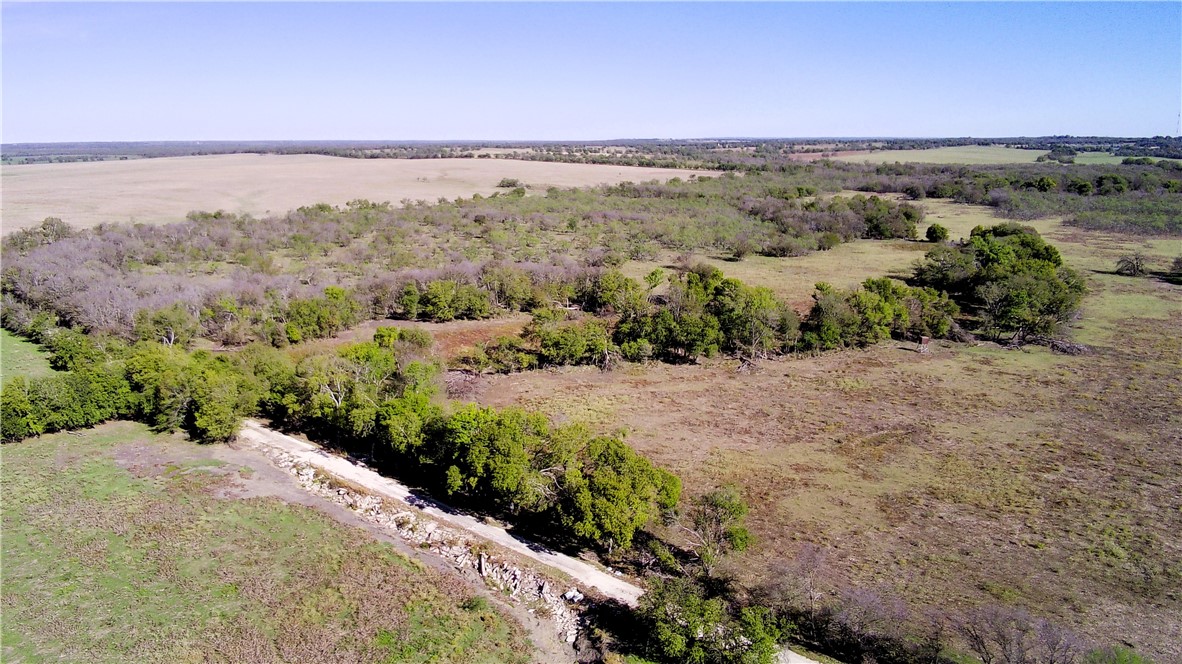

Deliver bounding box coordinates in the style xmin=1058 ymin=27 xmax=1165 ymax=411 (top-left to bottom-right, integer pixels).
xmin=5 ymin=136 xmax=1181 ymax=164
xmin=2 ymin=157 xmax=1174 ymax=349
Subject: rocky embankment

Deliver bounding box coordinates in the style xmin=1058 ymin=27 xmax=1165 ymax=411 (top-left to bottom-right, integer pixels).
xmin=247 ymin=438 xmax=585 ymax=644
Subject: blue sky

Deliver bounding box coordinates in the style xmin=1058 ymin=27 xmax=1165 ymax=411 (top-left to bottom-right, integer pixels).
xmin=3 ymin=2 xmax=1179 ymax=142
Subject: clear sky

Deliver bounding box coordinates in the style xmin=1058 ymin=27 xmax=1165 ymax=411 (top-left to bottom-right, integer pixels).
xmin=3 ymin=2 xmax=1179 ymax=142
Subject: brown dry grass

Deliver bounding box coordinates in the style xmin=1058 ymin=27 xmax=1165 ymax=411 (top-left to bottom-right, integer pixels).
xmin=474 ymin=203 xmax=1182 ymax=659
xmin=296 ymin=314 xmax=533 ymax=362
xmin=0 ymin=154 xmax=710 ymax=232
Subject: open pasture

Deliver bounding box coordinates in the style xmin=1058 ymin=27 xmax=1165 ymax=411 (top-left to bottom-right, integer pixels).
xmin=1 ymin=421 xmax=535 ymax=663
xmin=621 ymin=239 xmax=931 ymax=311
xmin=476 ymin=202 xmax=1182 ymax=659
xmin=0 ymin=154 xmax=710 ymax=232
xmin=834 ymin=145 xmax=1049 ymax=164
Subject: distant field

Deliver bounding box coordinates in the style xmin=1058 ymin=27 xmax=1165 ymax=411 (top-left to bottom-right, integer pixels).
xmin=0 ymin=329 xmax=53 ymax=380
xmin=622 ymin=239 xmax=930 ymax=311
xmin=0 ymin=154 xmax=710 ymax=232
xmin=834 ymin=145 xmax=1048 ymax=164
xmin=1 ymin=421 xmax=534 ymax=663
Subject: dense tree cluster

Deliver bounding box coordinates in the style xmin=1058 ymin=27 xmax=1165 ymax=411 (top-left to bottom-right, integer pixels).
xmin=913 ymin=223 xmax=1086 ymax=342
xmin=455 ymin=265 xmax=963 ymax=374
xmin=852 ymin=161 xmax=1182 ymax=234
xmin=0 ymin=322 xmax=681 ymax=557
xmin=614 ymin=265 xmax=801 ymax=363
xmin=797 ymin=278 xmax=959 ymax=351
xmin=241 ymin=331 xmax=681 ymax=554
xmin=0 ymin=325 xmax=258 ymax=443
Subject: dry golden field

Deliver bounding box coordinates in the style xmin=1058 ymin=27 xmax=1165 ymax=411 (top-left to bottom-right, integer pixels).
xmin=0 ymin=154 xmax=709 ymax=232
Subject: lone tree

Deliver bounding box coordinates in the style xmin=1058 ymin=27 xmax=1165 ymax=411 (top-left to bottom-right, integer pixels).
xmin=1115 ymin=251 xmax=1148 ymax=277
xmin=925 ymin=223 xmax=950 ymax=243
xmin=684 ymin=485 xmax=752 ymax=576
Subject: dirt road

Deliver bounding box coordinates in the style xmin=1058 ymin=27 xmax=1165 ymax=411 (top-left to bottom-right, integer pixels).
xmin=237 ymin=419 xmax=826 ymax=664
xmin=237 ymin=419 xmax=645 ymax=605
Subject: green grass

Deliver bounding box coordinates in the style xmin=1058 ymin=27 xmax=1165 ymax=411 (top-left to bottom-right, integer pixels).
xmin=0 ymin=329 xmax=53 ymax=380
xmin=622 ymin=238 xmax=930 ymax=308
xmin=1073 ymin=152 xmax=1129 ymax=165
xmin=834 ymin=147 xmax=1181 ymax=166
xmin=1074 ymin=152 xmax=1182 ymax=166
xmin=834 ymin=145 xmax=1049 ymax=165
xmin=1 ymin=421 xmax=533 ymax=663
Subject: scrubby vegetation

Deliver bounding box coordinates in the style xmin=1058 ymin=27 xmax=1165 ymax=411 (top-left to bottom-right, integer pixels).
xmin=3 ymin=141 xmax=1179 ymax=663
xmin=0 ymin=322 xmax=679 ymax=559
xmin=912 ymin=222 xmax=1086 ymax=342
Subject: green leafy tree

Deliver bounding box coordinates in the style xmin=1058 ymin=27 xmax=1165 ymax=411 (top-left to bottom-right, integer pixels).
xmin=645 ymin=268 xmax=666 ymax=293
xmin=378 ymin=392 xmax=441 ymax=456
xmin=43 ymin=329 xmax=110 ymax=371
xmin=536 ymin=319 xmax=612 ymax=367
xmin=711 ymin=280 xmax=799 ymax=361
xmin=397 ymin=283 xmax=421 ymax=319
xmin=579 ymin=270 xmax=648 ymax=318
xmin=925 ymin=223 xmax=950 ymax=243
xmin=285 ymin=287 xmax=361 ymax=343
xmin=134 ymin=303 xmax=198 ymax=348
xmin=799 ymin=283 xmax=860 ymax=351
xmin=430 ymin=405 xmax=552 ymax=512
xmin=373 ymin=326 xmax=401 ymax=348
xmin=686 ymin=485 xmax=753 ymax=576
xmin=125 ymin=343 xmax=200 ymax=433
xmin=482 ymin=336 xmax=539 ymax=373
xmin=978 ymin=269 xmax=1086 ymax=342
xmin=557 ymin=435 xmax=680 ymax=554
xmin=639 ymin=577 xmax=779 ymax=664
xmin=481 ymin=264 xmax=537 ymax=311
xmin=191 ymin=363 xmax=258 ymax=442
xmin=1 ymin=378 xmax=37 ymax=441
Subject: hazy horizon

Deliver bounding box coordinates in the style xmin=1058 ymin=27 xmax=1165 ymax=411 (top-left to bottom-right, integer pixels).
xmin=4 ymin=2 xmax=1180 ymax=143
xmin=4 ymin=134 xmax=1178 ymax=147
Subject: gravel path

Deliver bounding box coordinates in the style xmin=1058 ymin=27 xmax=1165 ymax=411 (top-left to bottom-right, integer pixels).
xmin=238 ymin=419 xmax=645 ymax=605
xmin=237 ymin=419 xmax=825 ymax=664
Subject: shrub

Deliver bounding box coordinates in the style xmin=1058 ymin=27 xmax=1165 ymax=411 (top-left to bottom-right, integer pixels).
xmin=1086 ymin=646 xmax=1156 ymax=664
xmin=620 ymin=338 xmax=654 ymax=363
xmin=537 ymin=319 xmax=611 ymax=367
xmin=483 ymin=336 xmax=538 ymax=373
xmin=1115 ymin=251 xmax=1148 ymax=277
xmin=925 ymin=223 xmax=950 ymax=243
xmin=398 ymin=327 xmax=434 ymax=349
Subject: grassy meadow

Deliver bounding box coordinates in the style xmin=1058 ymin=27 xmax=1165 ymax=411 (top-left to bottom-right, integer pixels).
xmin=834 ymin=145 xmax=1049 ymax=164
xmin=0 ymin=421 xmax=535 ymax=663
xmin=477 ymin=199 xmax=1182 ymax=660
xmin=0 ymin=329 xmax=54 ymax=380
xmin=833 ymin=146 xmax=1180 ymax=167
